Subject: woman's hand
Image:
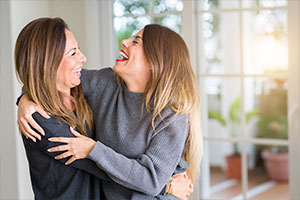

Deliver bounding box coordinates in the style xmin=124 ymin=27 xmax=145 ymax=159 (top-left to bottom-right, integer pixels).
xmin=18 ymin=94 xmax=50 ymax=142
xmin=165 ymin=172 xmax=193 ymax=200
xmin=48 ymin=127 xmax=96 ymax=165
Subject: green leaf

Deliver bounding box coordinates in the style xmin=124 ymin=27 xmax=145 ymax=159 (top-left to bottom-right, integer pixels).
xmin=208 ymin=111 xmax=226 ymax=126
xmin=246 ymin=108 xmax=259 ymax=122
xmin=229 ymin=96 xmax=241 ymax=123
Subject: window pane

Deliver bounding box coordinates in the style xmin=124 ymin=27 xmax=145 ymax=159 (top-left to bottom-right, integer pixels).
xmin=204 ymin=78 xmax=241 ymax=139
xmin=203 ymin=0 xmax=239 ymax=10
xmin=242 ymin=0 xmax=288 ymax=8
xmin=244 ymin=77 xmax=288 ymax=140
xmin=201 ymin=12 xmax=241 ymax=74
xmin=205 ymin=141 xmax=243 ymax=199
xmin=153 ymin=0 xmax=183 ymax=14
xmin=243 ymin=10 xmax=288 ymax=74
xmin=247 ymin=144 xmax=289 ymax=199
xmin=113 ymin=0 xmax=148 ymax=16
xmin=153 ymin=14 xmax=181 ymax=33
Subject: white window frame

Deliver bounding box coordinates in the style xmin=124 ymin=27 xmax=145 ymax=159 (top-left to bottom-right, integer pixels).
xmin=182 ymin=0 xmax=299 ymax=199
xmin=287 ymin=0 xmax=300 ymax=198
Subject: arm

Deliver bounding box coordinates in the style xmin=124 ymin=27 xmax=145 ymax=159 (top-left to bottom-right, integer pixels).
xmin=90 ymin=119 xmax=187 ymax=196
xmin=28 ymin=112 xmax=110 ymax=181
xmin=156 ymin=160 xmax=193 ymax=200
xmin=17 ymin=68 xmax=113 ymax=141
xmin=80 ymin=68 xmax=112 ymax=98
xmin=50 ymin=114 xmax=189 ymax=196
xmin=80 ymin=68 xmax=97 ymax=97
xmin=17 ymin=94 xmax=50 ymax=141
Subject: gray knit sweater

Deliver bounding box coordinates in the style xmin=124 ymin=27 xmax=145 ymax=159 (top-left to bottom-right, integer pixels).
xmin=81 ymin=68 xmax=189 ymax=199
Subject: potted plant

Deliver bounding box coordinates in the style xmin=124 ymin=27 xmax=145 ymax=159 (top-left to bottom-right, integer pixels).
xmin=209 ymin=96 xmax=258 ymax=179
xmin=257 ymin=78 xmax=288 ymax=181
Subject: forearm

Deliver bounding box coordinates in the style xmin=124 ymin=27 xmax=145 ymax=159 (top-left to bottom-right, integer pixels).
xmin=87 ymin=120 xmax=188 ymax=196
xmin=29 ymin=113 xmax=110 ymax=181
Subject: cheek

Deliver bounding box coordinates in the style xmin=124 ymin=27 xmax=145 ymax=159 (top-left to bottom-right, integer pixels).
xmin=57 ymin=60 xmax=74 ymax=80
xmin=63 ymin=60 xmax=75 ymax=73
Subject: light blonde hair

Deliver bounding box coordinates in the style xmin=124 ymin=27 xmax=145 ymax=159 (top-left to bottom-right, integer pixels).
xmin=142 ymin=24 xmax=203 ymax=182
xmin=14 ymin=17 xmax=93 ymax=136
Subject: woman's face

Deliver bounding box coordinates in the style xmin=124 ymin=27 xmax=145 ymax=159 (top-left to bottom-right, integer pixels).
xmin=56 ymin=29 xmax=87 ymax=94
xmin=113 ymin=29 xmax=151 ymax=87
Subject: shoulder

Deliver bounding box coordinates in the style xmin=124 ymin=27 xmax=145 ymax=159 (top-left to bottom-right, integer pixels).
xmin=32 ymin=112 xmax=68 ymax=130
xmin=80 ymin=68 xmax=118 ymax=93
xmin=158 ymin=108 xmax=189 ymax=126
xmin=81 ymin=67 xmax=116 ymax=82
xmin=153 ymin=109 xmax=189 ymax=138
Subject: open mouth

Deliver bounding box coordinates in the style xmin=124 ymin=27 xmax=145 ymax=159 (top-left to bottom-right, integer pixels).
xmin=72 ymin=67 xmax=82 ymax=76
xmin=117 ymin=49 xmax=129 ymax=61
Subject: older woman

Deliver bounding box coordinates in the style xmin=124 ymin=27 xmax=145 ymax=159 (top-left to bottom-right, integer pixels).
xmin=18 ymin=23 xmax=200 ymax=200
xmin=14 ymin=17 xmax=108 ymax=199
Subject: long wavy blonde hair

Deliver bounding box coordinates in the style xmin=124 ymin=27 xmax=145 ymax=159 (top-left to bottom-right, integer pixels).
xmin=142 ymin=24 xmax=203 ymax=182
xmin=14 ymin=17 xmax=93 ymax=135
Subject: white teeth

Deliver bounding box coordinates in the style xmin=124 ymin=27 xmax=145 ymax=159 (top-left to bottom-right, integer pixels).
xmin=120 ymin=51 xmax=128 ymax=60
xmin=72 ymin=68 xmax=82 ymax=73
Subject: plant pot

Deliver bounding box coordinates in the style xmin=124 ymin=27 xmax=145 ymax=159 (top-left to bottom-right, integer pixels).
xmin=262 ymin=150 xmax=289 ymax=182
xmin=225 ymin=155 xmax=242 ymax=179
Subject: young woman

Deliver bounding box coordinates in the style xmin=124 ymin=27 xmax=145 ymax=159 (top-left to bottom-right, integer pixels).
xmin=18 ymin=23 xmax=201 ymax=199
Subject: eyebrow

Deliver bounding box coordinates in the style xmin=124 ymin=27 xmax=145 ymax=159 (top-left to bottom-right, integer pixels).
xmin=66 ymin=47 xmax=76 ymax=54
xmin=134 ymin=35 xmax=143 ymax=41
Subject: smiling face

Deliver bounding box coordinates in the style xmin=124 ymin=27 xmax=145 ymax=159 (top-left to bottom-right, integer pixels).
xmin=56 ymin=29 xmax=87 ymax=94
xmin=113 ymin=29 xmax=151 ymax=92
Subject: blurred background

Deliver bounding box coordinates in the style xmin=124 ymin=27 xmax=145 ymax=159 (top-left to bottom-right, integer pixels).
xmin=1 ymin=0 xmax=299 ymax=199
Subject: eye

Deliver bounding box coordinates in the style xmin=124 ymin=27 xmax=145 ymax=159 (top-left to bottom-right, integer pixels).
xmin=71 ymin=51 xmax=76 ymax=56
xmin=133 ymin=40 xmax=138 ymax=44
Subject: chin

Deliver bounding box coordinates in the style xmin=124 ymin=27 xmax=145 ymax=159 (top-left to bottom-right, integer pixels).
xmin=72 ymin=81 xmax=81 ymax=88
xmin=112 ymin=64 xmax=121 ymax=73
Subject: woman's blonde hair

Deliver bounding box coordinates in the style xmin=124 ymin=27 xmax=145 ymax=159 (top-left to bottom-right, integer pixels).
xmin=143 ymin=24 xmax=203 ymax=182
xmin=14 ymin=17 xmax=93 ymax=135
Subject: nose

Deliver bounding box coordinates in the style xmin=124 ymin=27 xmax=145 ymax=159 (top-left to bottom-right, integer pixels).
xmin=121 ymin=39 xmax=129 ymax=49
xmin=79 ymin=50 xmax=87 ymax=63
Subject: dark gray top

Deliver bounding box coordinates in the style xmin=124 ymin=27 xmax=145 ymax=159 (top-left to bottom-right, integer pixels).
xmin=81 ymin=68 xmax=189 ymax=200
xmin=22 ymin=113 xmax=111 ymax=200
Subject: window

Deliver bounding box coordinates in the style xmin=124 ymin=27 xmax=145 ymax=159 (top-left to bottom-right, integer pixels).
xmin=194 ymin=0 xmax=291 ymax=199
xmin=113 ymin=0 xmax=183 ymax=50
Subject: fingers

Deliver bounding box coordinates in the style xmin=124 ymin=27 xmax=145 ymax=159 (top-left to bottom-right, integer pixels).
xmin=189 ymin=183 xmax=194 ymax=193
xmin=48 ymin=144 xmax=69 ymax=153
xmin=69 ymin=127 xmax=81 ymax=137
xmin=48 ymin=137 xmax=70 ymax=143
xmin=54 ymin=151 xmax=72 ymax=160
xmin=36 ymin=106 xmax=50 ymax=119
xmin=27 ymin=115 xmax=45 ymax=136
xmin=184 ymin=173 xmax=189 ymax=179
xmin=65 ymin=156 xmax=77 ymax=165
xmin=18 ymin=121 xmax=36 ymax=142
xmin=19 ymin=118 xmax=41 ymax=141
xmin=172 ymin=172 xmax=186 ymax=179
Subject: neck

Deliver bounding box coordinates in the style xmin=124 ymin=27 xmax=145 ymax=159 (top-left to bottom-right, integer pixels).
xmin=62 ymin=96 xmax=74 ymax=110
xmin=58 ymin=86 xmax=71 ymax=96
xmin=58 ymin=88 xmax=73 ymax=110
xmin=124 ymin=79 xmax=147 ymax=93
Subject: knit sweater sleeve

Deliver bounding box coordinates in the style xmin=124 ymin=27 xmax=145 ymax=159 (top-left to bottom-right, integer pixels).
xmin=26 ymin=112 xmax=110 ymax=181
xmin=87 ymin=114 xmax=189 ymax=196
xmin=17 ymin=68 xmax=102 ymax=105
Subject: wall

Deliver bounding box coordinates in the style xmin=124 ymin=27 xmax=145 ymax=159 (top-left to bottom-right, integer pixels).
xmin=0 ymin=0 xmax=20 ymax=199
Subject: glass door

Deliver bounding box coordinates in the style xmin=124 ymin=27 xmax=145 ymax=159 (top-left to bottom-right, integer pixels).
xmin=194 ymin=0 xmax=290 ymax=199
